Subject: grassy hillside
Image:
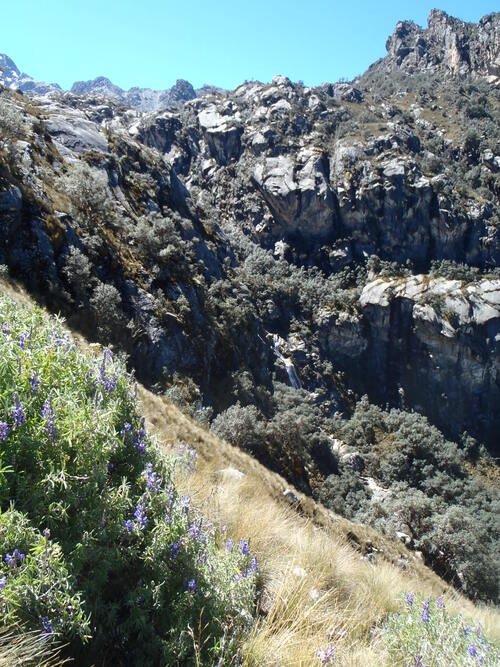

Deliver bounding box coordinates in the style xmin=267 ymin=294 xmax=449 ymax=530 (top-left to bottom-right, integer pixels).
xmin=0 ymin=279 xmax=498 ymax=666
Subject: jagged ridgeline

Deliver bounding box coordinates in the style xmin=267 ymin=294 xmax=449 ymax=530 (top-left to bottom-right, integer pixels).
xmin=0 ymin=295 xmax=257 ymax=664
xmin=0 ymin=7 xmax=499 ymax=608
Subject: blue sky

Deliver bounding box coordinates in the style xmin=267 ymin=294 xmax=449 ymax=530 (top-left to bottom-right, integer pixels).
xmin=1 ymin=1 xmax=498 ymax=91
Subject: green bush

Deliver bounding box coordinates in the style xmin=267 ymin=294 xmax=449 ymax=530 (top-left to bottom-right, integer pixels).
xmin=0 ymin=295 xmax=257 ymax=665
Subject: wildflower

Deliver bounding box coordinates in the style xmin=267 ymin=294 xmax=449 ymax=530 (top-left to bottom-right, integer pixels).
xmin=186 ymin=578 xmax=197 ymax=593
xmin=436 ymin=595 xmax=444 ymax=608
xmin=40 ymin=617 xmax=53 ymax=634
xmin=0 ymin=421 xmax=10 ymax=441
xmin=50 ymin=332 xmax=69 ymax=348
xmin=238 ymin=539 xmax=250 ymax=556
xmin=29 ymin=372 xmax=40 ymax=393
xmin=18 ymin=332 xmax=29 ymax=349
xmin=405 ymin=592 xmax=414 ymax=607
xmin=188 ymin=522 xmax=201 ymax=540
xmin=317 ymin=643 xmax=335 ymax=664
xmin=12 ymin=394 xmax=26 ymax=427
xmin=169 ymin=540 xmax=181 ymax=560
xmin=468 ymin=644 xmax=478 ymax=657
xmin=225 ymin=538 xmax=234 ymax=552
xmin=120 ymin=422 xmax=132 ymax=438
xmin=421 ymin=599 xmax=430 ymax=623
xmin=134 ymin=421 xmax=147 ymax=456
xmin=42 ymin=397 xmax=56 ymax=440
xmin=145 ymin=463 xmax=160 ymax=491
xmin=42 ymin=528 xmax=50 ymax=540
xmin=248 ymin=556 xmax=258 ymax=574
xmin=177 ymin=444 xmax=197 ymax=470
xmin=12 ymin=549 xmax=25 ymax=563
xmin=1 ymin=322 xmax=8 ymax=334
xmin=123 ymin=519 xmax=134 ymax=534
xmin=134 ymin=502 xmax=147 ymax=530
xmin=180 ymin=495 xmax=191 ymax=513
xmin=464 ymin=626 xmax=472 ymax=635
xmin=4 ymin=549 xmax=24 ymax=566
xmin=0 ymin=576 xmax=6 ymax=589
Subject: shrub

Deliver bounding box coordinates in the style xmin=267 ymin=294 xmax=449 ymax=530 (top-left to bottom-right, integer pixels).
xmin=382 ymin=593 xmax=500 ymax=666
xmin=0 ymin=296 xmax=257 ymax=665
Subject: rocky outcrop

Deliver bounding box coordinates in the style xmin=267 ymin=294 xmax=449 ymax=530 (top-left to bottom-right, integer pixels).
xmin=383 ymin=10 xmax=500 ymax=83
xmin=349 ymin=276 xmax=500 ymax=448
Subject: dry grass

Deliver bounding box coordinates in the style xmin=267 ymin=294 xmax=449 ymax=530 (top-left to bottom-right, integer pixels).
xmin=139 ymin=388 xmax=500 ymax=666
xmin=0 ymin=626 xmax=65 ymax=666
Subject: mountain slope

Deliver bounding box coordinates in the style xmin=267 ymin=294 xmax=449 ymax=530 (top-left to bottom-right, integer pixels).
xmin=1 ymin=277 xmax=499 ymax=666
xmin=0 ymin=9 xmax=499 ymax=606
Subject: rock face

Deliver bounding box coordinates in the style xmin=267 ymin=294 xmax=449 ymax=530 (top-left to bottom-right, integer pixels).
xmin=354 ymin=276 xmax=500 ymax=447
xmin=383 ymin=10 xmax=500 ymax=83
xmin=253 ymin=150 xmax=335 ymax=239
xmin=0 ymin=10 xmax=499 ymax=457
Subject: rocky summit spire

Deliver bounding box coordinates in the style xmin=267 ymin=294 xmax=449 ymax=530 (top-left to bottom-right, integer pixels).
xmin=383 ymin=10 xmax=499 ymax=83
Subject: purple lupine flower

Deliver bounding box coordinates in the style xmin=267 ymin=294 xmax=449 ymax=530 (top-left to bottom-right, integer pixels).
xmin=0 ymin=576 xmax=6 ymax=589
xmin=4 ymin=550 xmax=24 ymax=566
xmin=0 ymin=421 xmax=10 ymax=441
xmin=177 ymin=444 xmax=197 ymax=471
xmin=421 ymin=599 xmax=430 ymax=623
xmin=248 ymin=556 xmax=258 ymax=575
xmin=120 ymin=422 xmax=132 ymax=437
xmin=18 ymin=332 xmax=29 ymax=350
xmin=145 ymin=463 xmax=160 ymax=491
xmin=188 ymin=522 xmax=201 ymax=540
xmin=316 ymin=643 xmax=336 ymax=664
xmin=49 ymin=332 xmax=70 ymax=349
xmin=169 ymin=540 xmax=181 ymax=560
xmin=29 ymin=372 xmax=40 ymax=393
xmin=238 ymin=539 xmax=250 ymax=556
xmin=123 ymin=519 xmax=134 ymax=534
xmin=133 ymin=502 xmax=147 ymax=530
xmin=42 ymin=397 xmax=56 ymax=440
xmin=1 ymin=322 xmax=9 ymax=335
xmin=186 ymin=578 xmax=197 ymax=593
xmin=405 ymin=592 xmax=414 ymax=607
xmin=436 ymin=595 xmax=444 ymax=609
xmin=134 ymin=420 xmax=147 ymax=456
xmin=12 ymin=549 xmax=25 ymax=563
xmin=12 ymin=394 xmax=26 ymax=427
xmin=225 ymin=539 xmax=234 ymax=552
xmin=180 ymin=496 xmax=191 ymax=513
xmin=468 ymin=644 xmax=478 ymax=658
xmin=40 ymin=617 xmax=53 ymax=634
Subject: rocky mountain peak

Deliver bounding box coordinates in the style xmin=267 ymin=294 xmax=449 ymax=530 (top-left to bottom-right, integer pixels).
xmin=384 ymin=9 xmax=500 ymax=82
xmin=0 ymin=52 xmax=61 ymax=94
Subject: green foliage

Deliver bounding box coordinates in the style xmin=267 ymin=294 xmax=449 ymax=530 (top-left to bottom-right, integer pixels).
xmin=321 ymin=399 xmax=500 ymax=602
xmin=382 ymin=594 xmax=500 ymax=666
xmin=0 ymin=296 xmax=257 ymax=665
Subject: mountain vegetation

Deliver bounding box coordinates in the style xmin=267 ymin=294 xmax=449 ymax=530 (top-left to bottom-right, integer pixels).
xmin=0 ymin=8 xmax=499 ymax=665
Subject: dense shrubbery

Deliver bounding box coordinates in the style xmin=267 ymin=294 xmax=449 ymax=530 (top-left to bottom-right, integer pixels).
xmin=382 ymin=593 xmax=500 ymax=666
xmin=321 ymin=399 xmax=500 ymax=602
xmin=0 ymin=296 xmax=257 ymax=664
